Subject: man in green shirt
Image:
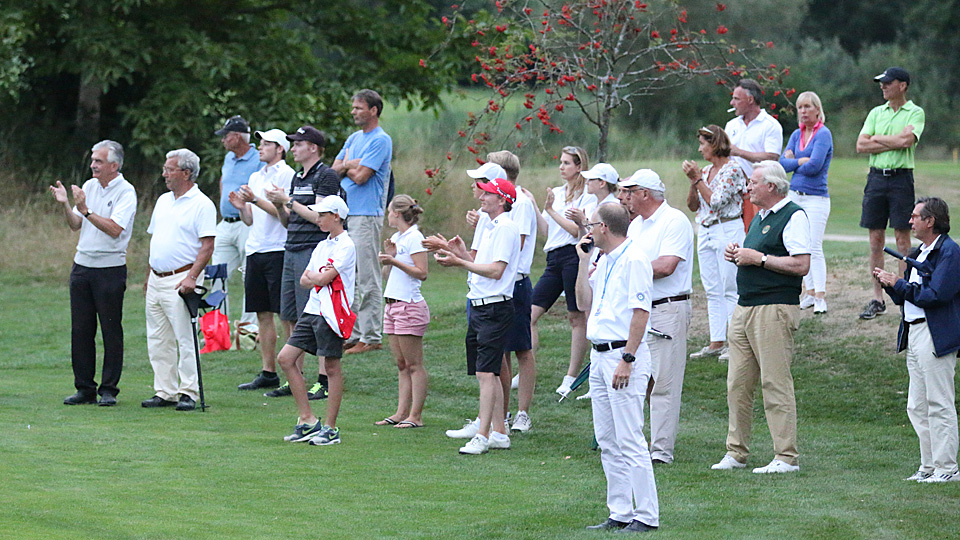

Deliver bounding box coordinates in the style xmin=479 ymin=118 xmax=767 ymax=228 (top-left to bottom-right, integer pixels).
xmin=856 ymin=67 xmax=926 ymax=320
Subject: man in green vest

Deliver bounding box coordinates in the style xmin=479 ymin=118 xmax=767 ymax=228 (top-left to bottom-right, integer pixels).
xmin=711 ymin=161 xmax=811 ymax=474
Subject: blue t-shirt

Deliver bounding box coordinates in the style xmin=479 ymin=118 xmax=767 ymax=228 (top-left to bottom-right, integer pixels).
xmin=336 ymin=126 xmax=392 ymax=216
xmin=220 ymin=145 xmax=264 ymax=217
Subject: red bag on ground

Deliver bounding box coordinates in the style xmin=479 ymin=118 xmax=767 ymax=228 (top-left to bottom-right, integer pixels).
xmin=199 ymin=309 xmax=231 ymax=353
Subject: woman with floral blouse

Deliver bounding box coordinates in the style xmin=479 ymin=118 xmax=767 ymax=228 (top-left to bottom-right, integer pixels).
xmin=682 ymin=125 xmax=748 ymax=360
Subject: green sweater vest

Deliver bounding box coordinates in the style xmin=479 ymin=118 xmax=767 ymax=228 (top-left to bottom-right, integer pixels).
xmin=737 ymin=201 xmax=804 ymax=306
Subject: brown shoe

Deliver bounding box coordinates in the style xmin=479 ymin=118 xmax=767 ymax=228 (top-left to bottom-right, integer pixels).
xmin=344 ymin=342 xmax=382 ymax=355
xmin=342 ymin=341 xmax=360 ymax=352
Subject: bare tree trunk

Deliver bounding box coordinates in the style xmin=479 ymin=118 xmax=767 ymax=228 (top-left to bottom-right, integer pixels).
xmin=75 ymin=73 xmax=101 ymax=142
xmin=597 ymin=104 xmax=612 ymax=162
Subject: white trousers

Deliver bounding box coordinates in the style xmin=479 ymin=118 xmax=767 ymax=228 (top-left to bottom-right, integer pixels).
xmin=590 ymin=346 xmax=659 ymax=527
xmin=145 ymin=271 xmax=201 ymax=400
xmin=648 ymin=299 xmax=692 ymax=463
xmin=788 ymin=191 xmax=830 ymax=293
xmin=212 ymin=219 xmax=257 ymax=328
xmin=906 ymin=321 xmax=959 ymax=475
xmin=696 ymin=219 xmax=744 ymax=342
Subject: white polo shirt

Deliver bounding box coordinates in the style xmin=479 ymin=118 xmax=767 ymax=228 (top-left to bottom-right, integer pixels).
xmin=904 ymin=237 xmax=939 ymax=322
xmin=586 ymin=239 xmax=653 ymax=343
xmin=756 ymin=197 xmax=811 ymax=255
xmin=468 ymin=213 xmax=520 ymax=300
xmin=725 ymin=109 xmax=783 ymax=177
xmin=542 ymin=186 xmax=597 ymax=252
xmin=147 ymin=184 xmax=217 ymax=273
xmin=472 ymin=187 xmax=538 ymax=275
xmin=626 ymin=201 xmax=694 ymax=300
xmin=245 ymin=161 xmax=295 ymax=255
xmin=304 ymin=231 xmax=356 ymax=316
xmin=72 ymin=174 xmax=138 ymax=268
xmin=384 ymin=224 xmax=426 ymax=303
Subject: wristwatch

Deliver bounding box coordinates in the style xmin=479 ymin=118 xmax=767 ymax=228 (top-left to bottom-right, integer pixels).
xmin=622 ymin=352 xmax=636 ymax=364
xmin=83 ymin=209 xmax=92 ymax=218
xmin=760 ymin=254 xmax=768 ymax=268
xmin=285 ymin=199 xmax=294 ymax=210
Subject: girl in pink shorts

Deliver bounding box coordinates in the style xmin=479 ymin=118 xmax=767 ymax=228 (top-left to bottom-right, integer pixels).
xmin=376 ymin=195 xmax=430 ymax=428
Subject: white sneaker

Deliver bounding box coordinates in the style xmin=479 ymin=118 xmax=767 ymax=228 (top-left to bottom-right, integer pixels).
xmin=576 ymin=389 xmax=592 ymax=400
xmin=752 ymin=459 xmax=799 ymax=473
xmin=511 ymin=374 xmax=519 ymax=389
xmin=718 ymin=347 xmax=730 ymax=362
xmin=488 ymin=431 xmax=511 ymax=449
xmin=446 ymin=417 xmax=480 ymax=439
xmin=556 ymin=375 xmax=576 ymax=397
xmin=689 ymin=345 xmax=724 ymax=359
xmin=919 ymin=470 xmax=960 ymax=483
xmin=511 ymin=411 xmax=532 ymax=432
xmin=459 ymin=434 xmax=490 ymax=454
xmin=710 ymin=455 xmax=746 ymax=470
xmin=814 ymin=298 xmax=827 ymax=314
xmin=905 ymin=470 xmax=934 ymax=482
xmin=799 ymin=294 xmax=815 ymax=310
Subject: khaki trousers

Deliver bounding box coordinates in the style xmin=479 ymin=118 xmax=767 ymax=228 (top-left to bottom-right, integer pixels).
xmin=725 ymin=304 xmax=799 ymax=466
xmin=906 ymin=320 xmax=959 ymax=475
xmin=647 ymin=299 xmax=691 ymax=463
xmin=348 ymin=215 xmax=384 ymax=345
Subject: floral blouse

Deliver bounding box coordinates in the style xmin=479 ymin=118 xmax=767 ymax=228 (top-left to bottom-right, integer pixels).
xmin=696 ymin=160 xmax=747 ymax=227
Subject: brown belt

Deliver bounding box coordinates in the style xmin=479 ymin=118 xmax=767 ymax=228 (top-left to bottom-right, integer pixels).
xmin=703 ymin=215 xmax=742 ymax=228
xmin=652 ymin=294 xmax=690 ymax=307
xmin=385 ymin=298 xmax=399 ymax=304
xmin=152 ymin=264 xmax=193 ymax=278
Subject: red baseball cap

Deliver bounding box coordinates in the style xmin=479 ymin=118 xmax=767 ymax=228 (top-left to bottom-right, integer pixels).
xmin=476 ymin=177 xmax=516 ymax=204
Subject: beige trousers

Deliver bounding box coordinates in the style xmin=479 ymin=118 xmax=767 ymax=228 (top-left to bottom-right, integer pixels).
xmin=906 ymin=320 xmax=959 ymax=475
xmin=145 ymin=270 xmax=203 ymax=401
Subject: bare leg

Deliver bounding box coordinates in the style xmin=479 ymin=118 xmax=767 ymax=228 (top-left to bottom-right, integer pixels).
xmin=477 ymin=372 xmax=507 ymax=438
xmin=324 ymin=357 xmax=343 ymax=428
xmin=388 ymin=334 xmax=410 ymax=422
xmin=516 ymin=349 xmax=536 ymax=413
xmin=868 ymin=229 xmax=886 ymax=301
xmin=257 ymin=312 xmax=278 ymax=372
xmin=566 ymin=310 xmax=588 ymax=378
xmin=499 ymin=354 xmax=513 ymax=418
xmin=278 ymin=344 xmax=316 ymax=424
xmin=281 ymin=320 xmax=306 ymax=375
xmin=530 ymin=305 xmax=546 ymax=353
xmin=398 ymin=334 xmax=427 ymax=426
xmin=895 ymin=228 xmax=912 ymax=276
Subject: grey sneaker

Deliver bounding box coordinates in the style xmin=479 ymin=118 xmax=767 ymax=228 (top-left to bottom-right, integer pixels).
xmin=309 ymin=425 xmax=341 ymax=445
xmin=905 ymin=470 xmax=934 ymax=482
xmin=284 ymin=420 xmax=323 ymax=442
xmin=690 ymin=346 xmax=724 ymax=359
xmin=238 ymin=371 xmax=280 ymax=391
xmin=859 ymin=299 xmax=886 ymax=320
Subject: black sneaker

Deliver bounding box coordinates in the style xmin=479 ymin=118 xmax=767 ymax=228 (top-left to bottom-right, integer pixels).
xmin=859 ymin=299 xmax=886 ymax=320
xmin=238 ymin=371 xmax=280 ymax=390
xmin=308 ymin=382 xmax=328 ymax=400
xmin=264 ymin=382 xmax=291 ymax=398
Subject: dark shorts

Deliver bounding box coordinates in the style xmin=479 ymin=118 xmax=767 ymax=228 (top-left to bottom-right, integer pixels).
xmin=860 ymin=169 xmax=914 ymax=230
xmin=245 ymin=251 xmax=284 ymax=313
xmin=466 ymin=300 xmax=514 ymax=375
xmin=280 ymin=247 xmax=314 ymax=322
xmin=505 ymin=276 xmax=533 ymax=352
xmin=287 ymin=313 xmax=344 ymax=358
xmin=531 ymin=244 xmax=581 ymax=312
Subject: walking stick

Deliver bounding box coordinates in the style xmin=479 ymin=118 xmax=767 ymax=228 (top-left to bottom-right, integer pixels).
xmin=179 ymin=285 xmax=208 ymax=412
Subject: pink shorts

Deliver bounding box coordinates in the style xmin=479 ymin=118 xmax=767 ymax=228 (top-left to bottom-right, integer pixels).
xmin=383 ymin=299 xmax=430 ymax=336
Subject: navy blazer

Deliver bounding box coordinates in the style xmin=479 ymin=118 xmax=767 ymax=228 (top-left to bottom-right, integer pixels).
xmin=883 ymin=234 xmax=960 ymax=357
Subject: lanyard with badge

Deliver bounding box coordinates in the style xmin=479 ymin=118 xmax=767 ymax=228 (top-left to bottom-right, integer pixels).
xmin=595 ymin=239 xmax=632 ymax=314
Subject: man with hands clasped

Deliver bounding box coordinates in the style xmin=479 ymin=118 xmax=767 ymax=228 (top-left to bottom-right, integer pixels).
xmin=575 ymin=203 xmax=659 ymax=533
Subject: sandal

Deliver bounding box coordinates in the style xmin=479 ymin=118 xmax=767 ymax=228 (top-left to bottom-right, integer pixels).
xmin=374 ymin=417 xmax=400 ymax=426
xmin=395 ymin=420 xmax=424 ymax=429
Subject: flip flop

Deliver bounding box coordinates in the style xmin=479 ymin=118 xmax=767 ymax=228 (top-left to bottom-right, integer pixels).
xmin=374 ymin=417 xmax=400 ymax=426
xmin=395 ymin=420 xmax=424 ymax=429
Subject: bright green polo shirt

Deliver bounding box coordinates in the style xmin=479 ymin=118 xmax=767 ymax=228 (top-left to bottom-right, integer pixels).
xmin=859 ymin=100 xmax=925 ymax=169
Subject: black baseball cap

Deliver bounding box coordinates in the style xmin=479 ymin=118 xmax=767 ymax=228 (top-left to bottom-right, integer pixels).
xmin=874 ymin=67 xmax=910 ymax=85
xmin=215 ymin=115 xmax=251 ymax=136
xmin=286 ymin=126 xmax=326 ymax=147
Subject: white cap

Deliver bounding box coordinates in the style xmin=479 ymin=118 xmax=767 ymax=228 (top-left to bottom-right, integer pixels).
xmin=255 ymin=129 xmax=291 ymax=152
xmin=308 ymin=195 xmax=349 ymax=220
xmin=581 ymin=163 xmax=619 ymax=185
xmin=466 ymin=162 xmax=508 ymax=182
xmin=619 ymin=169 xmax=665 ymax=192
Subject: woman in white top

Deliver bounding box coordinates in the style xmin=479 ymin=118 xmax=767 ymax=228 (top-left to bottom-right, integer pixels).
xmin=682 ymin=125 xmax=747 ymax=359
xmin=376 ymin=195 xmax=430 ymax=428
xmin=567 ymin=162 xmax=620 ymax=234
xmin=529 ymin=146 xmax=598 ymax=396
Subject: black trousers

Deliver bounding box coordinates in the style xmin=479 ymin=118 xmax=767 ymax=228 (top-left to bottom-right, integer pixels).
xmin=70 ymin=263 xmax=126 ymax=397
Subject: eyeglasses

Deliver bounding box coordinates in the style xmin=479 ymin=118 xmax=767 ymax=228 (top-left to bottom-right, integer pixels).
xmin=162 ymin=166 xmax=185 ymax=174
xmin=584 ymin=221 xmax=604 ymax=232
xmin=618 ymin=187 xmax=640 ymax=195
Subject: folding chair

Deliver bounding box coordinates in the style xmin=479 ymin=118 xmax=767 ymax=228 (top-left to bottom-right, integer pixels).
xmin=201 ymin=263 xmax=229 ymax=314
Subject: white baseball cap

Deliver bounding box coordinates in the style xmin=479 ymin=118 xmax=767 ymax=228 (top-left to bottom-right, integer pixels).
xmin=308 ymin=195 xmax=349 ymax=220
xmin=582 ymin=163 xmax=619 ymax=185
xmin=619 ymin=169 xmax=665 ymax=192
xmin=466 ymin=162 xmax=508 ymax=182
xmin=255 ymin=129 xmax=291 ymax=152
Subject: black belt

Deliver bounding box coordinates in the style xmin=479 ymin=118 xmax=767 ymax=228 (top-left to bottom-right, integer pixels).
xmin=223 ymin=216 xmax=242 ymax=223
xmin=592 ymin=340 xmax=627 ymax=352
xmin=652 ymin=294 xmax=690 ymax=307
xmin=384 ymin=298 xmax=399 ymax=304
xmin=793 ymin=190 xmax=811 ymax=196
xmin=870 ymin=167 xmax=912 ymax=177
xmin=906 ymin=318 xmax=926 ymax=326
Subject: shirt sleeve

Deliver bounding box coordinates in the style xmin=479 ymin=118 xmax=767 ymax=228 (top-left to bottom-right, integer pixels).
xmin=146 ymin=204 xmax=158 ymax=235
xmin=470 ymin=212 xmax=490 ymax=251
xmin=578 ymin=193 xmax=599 ymax=216
xmin=795 ymin=128 xmax=833 ymax=177
xmin=783 ymin=209 xmax=811 ymax=255
xmin=859 ymin=107 xmax=878 ymax=136
xmin=909 ymin=106 xmax=926 ymax=142
xmin=331 ymin=239 xmax=356 ymax=275
xmin=779 ymin=130 xmax=801 ymax=172
xmin=407 ymin=230 xmax=427 ymax=255
xmin=108 ymin=184 xmax=138 ymax=230
xmin=197 ymin=198 xmax=218 ymax=238
xmin=513 ymin=197 xmax=537 ymax=237
xmin=656 ymin=213 xmax=693 ymax=261
xmin=487 ymin=222 xmax=519 ymax=263
xmin=763 ymin=119 xmax=784 ymax=155
xmin=625 ymin=253 xmax=653 ymax=312
xmin=358 ymin=135 xmax=391 ymax=172
xmin=315 ymin=167 xmax=342 ymax=198
xmin=277 ymin=167 xmax=295 ymax=192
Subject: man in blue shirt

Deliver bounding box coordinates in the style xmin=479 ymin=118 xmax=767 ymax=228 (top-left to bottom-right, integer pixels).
xmin=214 ymin=115 xmax=264 ymax=332
xmin=333 ymin=90 xmax=393 ymax=354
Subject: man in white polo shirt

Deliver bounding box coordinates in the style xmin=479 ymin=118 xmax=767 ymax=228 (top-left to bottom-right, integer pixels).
xmin=725 ymin=79 xmax=783 ymax=179
xmin=434 ymin=175 xmax=521 ymax=455
xmin=230 ymin=129 xmax=296 ymax=391
xmin=142 ymin=148 xmax=217 ymax=412
xmin=50 ymin=140 xmax=137 ymax=407
xmin=620 ymin=169 xmax=695 ymax=465
xmin=575 ymin=203 xmax=659 ymax=533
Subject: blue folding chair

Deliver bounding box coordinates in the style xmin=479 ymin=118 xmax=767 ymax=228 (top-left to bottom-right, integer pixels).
xmin=201 ymin=263 xmax=229 ymax=314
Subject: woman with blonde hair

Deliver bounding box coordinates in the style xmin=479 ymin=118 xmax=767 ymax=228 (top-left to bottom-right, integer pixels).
xmin=376 ymin=194 xmax=430 ymax=428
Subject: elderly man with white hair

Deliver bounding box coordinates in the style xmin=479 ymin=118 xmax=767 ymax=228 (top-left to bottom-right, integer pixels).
xmin=712 ymin=160 xmax=811 ymax=474
xmin=142 ymin=149 xmax=217 ymax=411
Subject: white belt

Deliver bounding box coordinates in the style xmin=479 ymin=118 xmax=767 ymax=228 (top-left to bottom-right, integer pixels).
xmin=470 ymin=295 xmax=510 ymax=307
